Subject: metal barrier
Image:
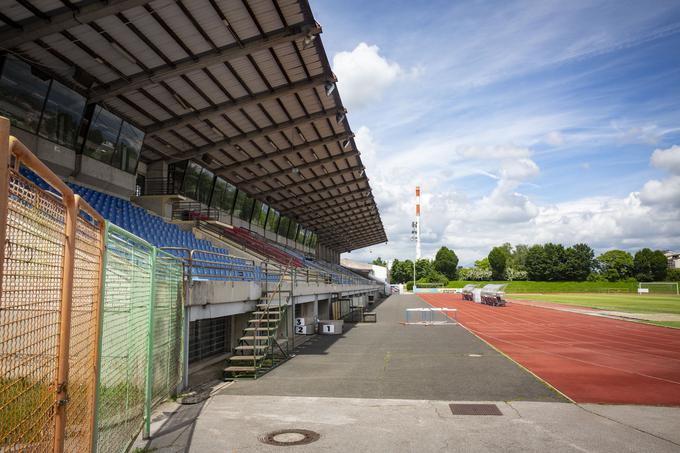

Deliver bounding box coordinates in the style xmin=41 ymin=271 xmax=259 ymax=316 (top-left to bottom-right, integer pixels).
xmin=143 ymin=176 xmax=178 ymax=197
xmin=94 ymin=224 xmax=184 ymax=453
xmin=0 ymin=117 xmax=105 ymax=453
xmin=0 ymin=117 xmax=184 ymax=453
xmin=171 ymin=202 xmax=219 ymax=221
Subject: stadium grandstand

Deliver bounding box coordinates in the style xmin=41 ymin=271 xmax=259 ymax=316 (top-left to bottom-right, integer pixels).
xmin=0 ymin=1 xmax=386 ymax=452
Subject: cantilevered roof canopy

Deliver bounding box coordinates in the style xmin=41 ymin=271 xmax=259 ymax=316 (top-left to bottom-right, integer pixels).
xmin=0 ymin=0 xmax=386 ymax=252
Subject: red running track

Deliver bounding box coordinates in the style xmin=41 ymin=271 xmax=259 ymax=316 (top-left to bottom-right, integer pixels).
xmin=419 ymin=293 xmax=680 ymax=406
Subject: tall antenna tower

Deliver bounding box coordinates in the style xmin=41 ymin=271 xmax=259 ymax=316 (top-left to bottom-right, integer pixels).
xmin=415 ymin=186 xmax=421 ymax=260
xmin=410 ymin=186 xmax=421 ymax=291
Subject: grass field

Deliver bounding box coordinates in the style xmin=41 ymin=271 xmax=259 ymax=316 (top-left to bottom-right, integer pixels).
xmin=447 ymin=280 xmax=640 ymax=293
xmin=509 ymin=293 xmax=680 ymax=328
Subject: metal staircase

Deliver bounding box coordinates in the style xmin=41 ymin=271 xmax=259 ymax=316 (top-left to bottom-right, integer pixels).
xmin=223 ymin=262 xmax=293 ymax=380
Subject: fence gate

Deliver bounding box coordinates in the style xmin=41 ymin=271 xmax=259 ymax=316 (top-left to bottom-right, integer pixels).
xmin=0 ymin=120 xmax=103 ymax=453
xmin=1 ymin=119 xmax=184 ymax=453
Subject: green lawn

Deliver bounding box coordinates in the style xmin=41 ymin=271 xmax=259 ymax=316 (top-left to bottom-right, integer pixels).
xmin=447 ymin=280 xmax=640 ymax=293
xmin=508 ymin=293 xmax=680 ymax=328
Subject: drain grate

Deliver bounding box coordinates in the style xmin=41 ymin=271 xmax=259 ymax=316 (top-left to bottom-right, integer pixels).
xmin=449 ymin=403 xmax=503 ymax=416
xmin=259 ymin=429 xmax=321 ymax=446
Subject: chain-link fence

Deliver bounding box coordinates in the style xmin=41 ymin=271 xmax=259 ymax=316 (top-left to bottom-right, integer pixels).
xmin=1 ymin=121 xmax=184 ymax=453
xmin=93 ymin=225 xmax=154 ymax=453
xmin=93 ymin=224 xmax=184 ymax=453
xmin=1 ymin=169 xmax=67 ymax=452
xmin=150 ymin=251 xmax=184 ymax=409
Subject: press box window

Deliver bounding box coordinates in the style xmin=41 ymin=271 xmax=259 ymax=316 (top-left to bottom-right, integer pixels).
xmin=233 ymin=190 xmax=254 ymax=222
xmin=277 ymin=215 xmax=291 ymax=237
xmin=39 ymin=80 xmax=86 ymax=149
xmin=83 ymin=105 xmax=143 ymax=174
xmin=0 ymin=55 xmax=50 ymax=133
xmin=250 ymin=200 xmax=268 ymax=228
xmin=266 ymin=208 xmax=280 ymax=233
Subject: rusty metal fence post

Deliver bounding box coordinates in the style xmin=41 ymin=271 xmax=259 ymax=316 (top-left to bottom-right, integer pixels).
xmin=53 ymin=193 xmax=77 ymax=453
xmin=1 ymin=116 xmax=105 ymax=453
xmin=1 ymin=117 xmax=185 ymax=453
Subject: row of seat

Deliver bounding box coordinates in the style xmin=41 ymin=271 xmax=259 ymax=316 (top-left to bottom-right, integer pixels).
xmin=18 ymin=167 xmax=364 ymax=286
xmin=20 ymin=168 xmax=256 ymax=281
xmin=222 ymin=226 xmax=304 ymax=268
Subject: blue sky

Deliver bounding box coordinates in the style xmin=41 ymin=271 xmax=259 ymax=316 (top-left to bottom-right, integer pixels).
xmin=310 ymin=0 xmax=680 ymax=265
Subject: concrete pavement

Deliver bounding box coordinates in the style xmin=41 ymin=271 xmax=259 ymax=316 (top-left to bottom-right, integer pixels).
xmin=135 ymin=395 xmax=680 ymax=452
xmin=131 ymin=295 xmax=680 ymax=452
xmin=219 ymin=294 xmax=564 ymax=402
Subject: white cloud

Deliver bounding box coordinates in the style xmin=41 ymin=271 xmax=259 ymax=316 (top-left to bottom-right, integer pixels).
xmin=545 ymin=131 xmax=564 ymax=146
xmin=639 ymin=176 xmax=680 ymax=208
xmin=457 ymin=145 xmax=531 ymax=161
xmin=332 ymin=43 xmax=416 ymax=110
xmin=639 ymin=145 xmax=680 ymax=208
xmin=650 ymin=145 xmax=680 ymax=174
xmin=345 ymin=126 xmax=680 ymax=265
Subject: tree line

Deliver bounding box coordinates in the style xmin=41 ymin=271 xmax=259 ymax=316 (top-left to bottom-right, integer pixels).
xmin=389 ymin=243 xmax=677 ymax=284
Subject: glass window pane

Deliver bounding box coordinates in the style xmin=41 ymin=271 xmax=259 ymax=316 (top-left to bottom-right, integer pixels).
xmin=0 ymin=56 xmax=50 ymax=133
xmin=181 ymin=161 xmax=202 ymax=199
xmin=113 ymin=121 xmax=144 ymax=173
xmin=251 ymin=201 xmax=268 ymax=228
xmin=304 ymin=230 xmax=314 ymax=246
xmin=297 ymin=227 xmax=306 ymax=244
xmin=287 ymin=220 xmax=298 ymax=240
xmin=277 ymin=216 xmax=290 ymax=237
xmin=197 ymin=168 xmax=214 ymax=205
xmin=258 ymin=203 xmax=269 ymax=227
xmin=210 ymin=177 xmax=226 ymax=209
xmin=84 ymin=106 xmax=122 ymax=164
xmin=266 ymin=208 xmax=280 ymax=233
xmin=170 ymin=161 xmax=187 ymax=193
xmin=219 ymin=181 xmax=237 ymax=213
xmin=38 ymin=80 xmax=86 ymax=148
xmin=233 ymin=190 xmax=254 ymax=221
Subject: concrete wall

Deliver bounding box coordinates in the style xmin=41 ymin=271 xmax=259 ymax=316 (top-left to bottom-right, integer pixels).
xmin=132 ymin=195 xmax=174 ymax=218
xmin=11 ymin=127 xmax=136 ymax=197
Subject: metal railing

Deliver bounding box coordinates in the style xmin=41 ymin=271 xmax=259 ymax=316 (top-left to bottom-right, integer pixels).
xmin=171 ymin=202 xmax=220 ymax=222
xmin=159 ymin=247 xmax=257 ymax=282
xmin=158 ymin=244 xmax=376 ymax=288
xmin=143 ymin=176 xmax=178 ymax=196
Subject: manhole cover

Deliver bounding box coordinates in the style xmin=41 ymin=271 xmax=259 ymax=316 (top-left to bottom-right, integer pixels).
xmin=259 ymin=429 xmax=320 ymax=446
xmin=449 ymin=403 xmax=503 ymax=415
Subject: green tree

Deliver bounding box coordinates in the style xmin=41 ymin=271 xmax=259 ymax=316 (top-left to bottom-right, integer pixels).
xmin=634 ymin=249 xmax=668 ymax=281
xmin=510 ymin=244 xmax=529 ymax=271
xmin=525 ymin=244 xmax=549 ymax=281
xmin=372 ymin=257 xmax=386 ymax=266
xmin=488 ymin=246 xmax=510 ymax=280
xmin=433 ymin=246 xmax=459 ymax=279
xmin=667 ymin=268 xmax=680 ymax=282
xmin=543 ymin=243 xmax=567 ymax=281
xmin=474 ymin=257 xmax=490 ymax=270
xmin=415 ymin=259 xmax=433 ymax=280
xmin=651 ymin=250 xmax=668 ymax=281
xmin=563 ymin=243 xmax=594 ymax=281
xmin=596 ymin=250 xmax=634 ymax=281
xmin=390 ymin=259 xmax=413 ymax=284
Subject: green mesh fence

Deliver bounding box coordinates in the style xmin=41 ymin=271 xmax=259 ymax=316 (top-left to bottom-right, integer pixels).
xmin=93 ymin=223 xmax=183 ymax=453
xmin=150 ymin=251 xmax=184 ymax=407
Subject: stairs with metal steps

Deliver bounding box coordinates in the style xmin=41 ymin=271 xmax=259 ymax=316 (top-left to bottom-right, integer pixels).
xmin=223 ymin=262 xmax=294 ymax=380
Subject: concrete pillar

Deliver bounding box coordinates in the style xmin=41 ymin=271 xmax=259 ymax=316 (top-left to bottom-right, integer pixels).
xmin=146 ymin=159 xmax=168 ymax=180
